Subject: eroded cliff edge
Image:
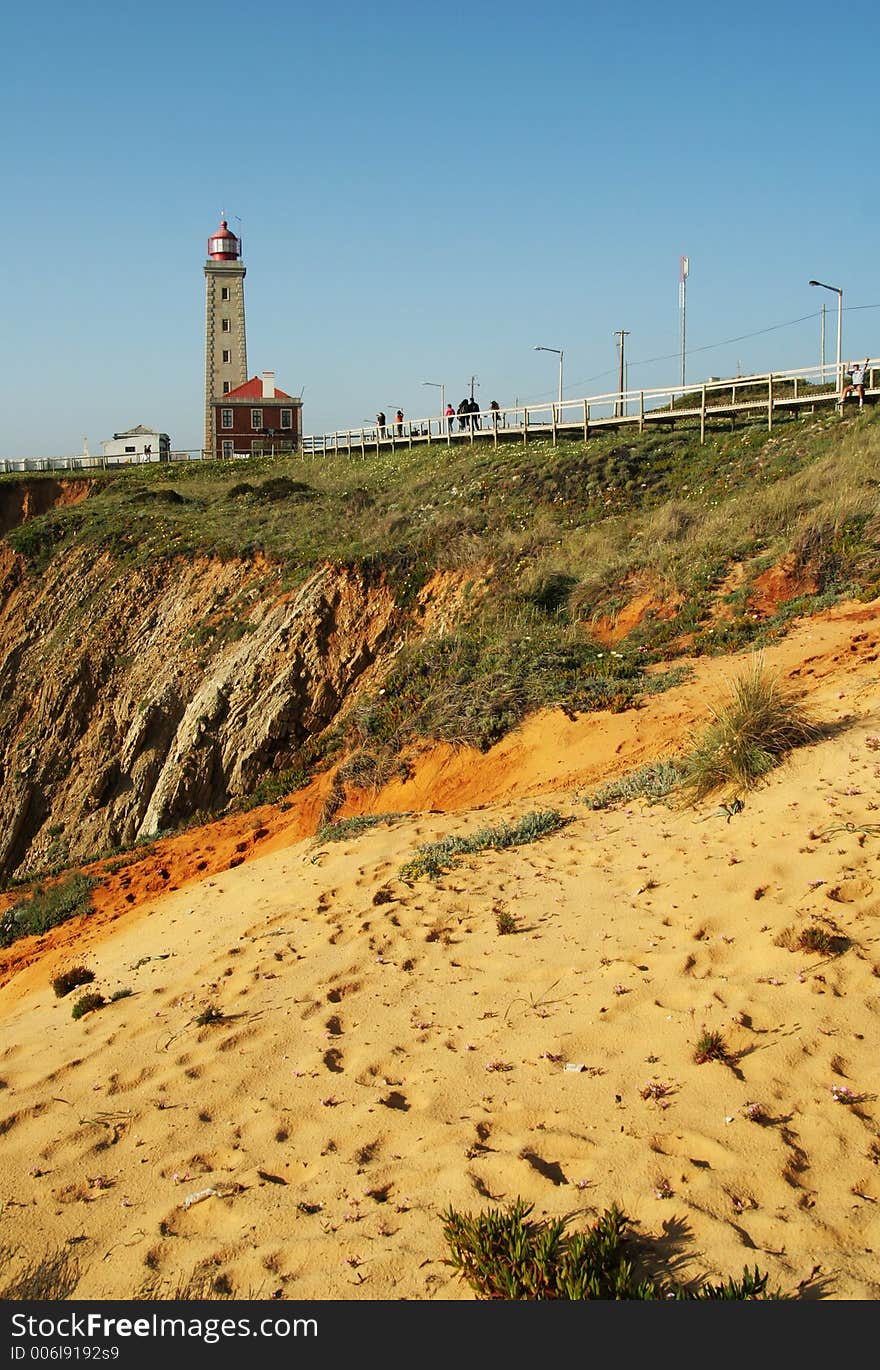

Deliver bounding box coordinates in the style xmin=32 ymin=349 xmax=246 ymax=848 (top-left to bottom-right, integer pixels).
xmin=0 ymin=521 xmax=428 ymax=880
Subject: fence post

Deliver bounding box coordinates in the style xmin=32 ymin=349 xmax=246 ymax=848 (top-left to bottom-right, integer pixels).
xmin=523 ymin=407 xmax=528 ymax=446
xmin=700 ymin=384 xmax=706 ymax=444
xmin=551 ymin=403 xmax=557 ymax=447
xmin=639 ymin=391 xmax=644 ymax=434
xmin=767 ymin=374 xmax=774 ymax=431
xmin=583 ymin=400 xmax=590 ymax=441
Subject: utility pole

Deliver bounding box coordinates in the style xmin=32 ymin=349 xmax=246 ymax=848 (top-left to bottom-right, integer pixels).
xmin=679 ymin=255 xmax=689 ymax=388
xmin=614 ymin=330 xmax=630 ymax=417
xmin=469 ymin=375 xmax=477 ymax=400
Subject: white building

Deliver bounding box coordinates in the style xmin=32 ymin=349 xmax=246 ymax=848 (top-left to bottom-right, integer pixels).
xmin=100 ymin=425 xmax=171 ymax=464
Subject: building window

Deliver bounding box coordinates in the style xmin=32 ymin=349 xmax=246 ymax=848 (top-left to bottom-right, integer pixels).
xmin=222 ymin=349 xmax=230 ymax=363
xmin=252 ymin=444 xmax=263 ymax=458
xmin=221 ymin=409 xmax=233 ymax=429
xmin=221 ymin=287 xmax=230 ymax=301
xmin=223 ymin=381 xmax=230 ymax=394
xmin=221 ymin=318 xmax=230 ymax=332
xmin=251 ymin=408 xmax=263 ymax=430
xmin=222 ymin=440 xmax=234 ymax=459
xmin=124 ymin=446 xmax=136 ymax=453
xmin=280 ymin=409 xmax=292 ymax=429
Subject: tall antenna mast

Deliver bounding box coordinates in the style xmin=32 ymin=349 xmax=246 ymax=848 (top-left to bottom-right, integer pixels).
xmin=679 ymin=255 xmax=689 ymax=387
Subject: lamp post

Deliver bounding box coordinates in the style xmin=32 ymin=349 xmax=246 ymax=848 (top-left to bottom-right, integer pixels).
xmin=423 ymin=380 xmax=445 ymax=433
xmin=534 ymin=345 xmax=563 ymax=411
xmin=809 ymin=280 xmax=842 ymax=396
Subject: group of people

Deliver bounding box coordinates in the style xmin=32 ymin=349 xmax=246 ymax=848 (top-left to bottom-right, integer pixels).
xmin=447 ymin=398 xmax=502 ymax=432
xmin=376 ymin=399 xmax=504 ymax=438
xmin=374 ymin=409 xmax=405 ymax=438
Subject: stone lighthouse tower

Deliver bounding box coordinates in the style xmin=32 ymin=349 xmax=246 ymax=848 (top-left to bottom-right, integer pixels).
xmin=204 ymin=219 xmax=247 ymax=457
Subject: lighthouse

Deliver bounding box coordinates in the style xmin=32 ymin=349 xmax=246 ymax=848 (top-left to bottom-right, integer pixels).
xmin=204 ymin=219 xmax=247 ymax=457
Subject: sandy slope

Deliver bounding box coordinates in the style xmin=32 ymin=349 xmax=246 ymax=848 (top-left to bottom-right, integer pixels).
xmin=1 ymin=599 xmax=879 ymax=1301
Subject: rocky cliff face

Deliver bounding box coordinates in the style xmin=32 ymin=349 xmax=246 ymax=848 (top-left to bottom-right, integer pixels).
xmin=0 ymin=499 xmax=412 ymax=880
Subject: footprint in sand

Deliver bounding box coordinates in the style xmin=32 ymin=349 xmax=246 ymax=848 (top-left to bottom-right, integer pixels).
xmin=379 ymin=1090 xmax=409 ymax=1110
xmin=326 ymin=981 xmax=360 ymax=1003
xmin=827 ymin=878 xmax=873 ymax=903
xmin=322 ymin=1048 xmax=344 ymax=1073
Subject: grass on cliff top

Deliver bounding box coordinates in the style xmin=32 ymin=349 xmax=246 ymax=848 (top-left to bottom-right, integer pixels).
xmin=6 ymin=404 xmax=879 ymax=624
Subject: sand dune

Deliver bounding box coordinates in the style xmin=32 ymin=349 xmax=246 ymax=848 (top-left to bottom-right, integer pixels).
xmin=1 ymin=599 xmax=880 ymax=1301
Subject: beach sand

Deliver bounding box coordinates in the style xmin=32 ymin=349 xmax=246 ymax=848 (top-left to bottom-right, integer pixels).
xmin=1 ymin=598 xmax=879 ymax=1301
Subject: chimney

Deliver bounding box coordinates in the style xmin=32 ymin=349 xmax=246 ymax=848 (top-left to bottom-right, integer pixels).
xmin=261 ymin=370 xmax=275 ymax=398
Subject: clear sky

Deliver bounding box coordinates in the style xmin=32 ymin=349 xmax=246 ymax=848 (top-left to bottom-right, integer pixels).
xmin=2 ymin=0 xmax=877 ymax=456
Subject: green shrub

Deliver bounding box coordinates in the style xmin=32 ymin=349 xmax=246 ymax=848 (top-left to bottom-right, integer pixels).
xmin=71 ymin=992 xmax=105 ymax=1020
xmin=679 ymin=658 xmax=819 ymax=802
xmin=441 ymin=1199 xmax=781 ymax=1299
xmin=51 ymin=966 xmax=95 ymax=998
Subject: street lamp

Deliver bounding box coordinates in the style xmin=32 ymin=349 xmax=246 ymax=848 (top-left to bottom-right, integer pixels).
xmin=423 ymin=380 xmax=445 ymax=432
xmin=809 ymin=280 xmax=843 ymax=395
xmin=534 ymin=345 xmax=563 ymax=409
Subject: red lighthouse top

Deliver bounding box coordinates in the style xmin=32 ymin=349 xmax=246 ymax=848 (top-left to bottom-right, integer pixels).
xmin=207 ymin=220 xmax=241 ymax=260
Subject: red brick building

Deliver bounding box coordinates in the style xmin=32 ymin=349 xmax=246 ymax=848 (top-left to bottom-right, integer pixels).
xmin=212 ymin=371 xmax=302 ymax=458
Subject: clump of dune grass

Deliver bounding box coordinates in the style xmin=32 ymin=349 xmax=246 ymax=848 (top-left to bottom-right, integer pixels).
xmin=679 ymin=657 xmax=819 ymax=803
xmin=585 ymin=758 xmax=685 ymax=810
xmin=316 ymin=812 xmax=408 ymax=843
xmin=796 ymin=924 xmax=839 ymax=955
xmin=0 ymin=1244 xmax=80 ymax=1300
xmin=400 ymin=809 xmax=568 ymax=882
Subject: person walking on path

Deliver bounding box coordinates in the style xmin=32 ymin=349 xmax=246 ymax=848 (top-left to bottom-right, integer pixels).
xmin=841 ymin=358 xmax=869 ymax=409
xmin=489 ymin=400 xmax=501 ymax=428
xmin=445 ymin=402 xmax=456 ymax=433
xmin=376 ymin=411 xmax=387 ymax=438
xmin=395 ymin=408 xmax=405 ymax=437
xmin=457 ymin=398 xmax=471 ymax=431
xmin=468 ymin=397 xmax=481 ymax=430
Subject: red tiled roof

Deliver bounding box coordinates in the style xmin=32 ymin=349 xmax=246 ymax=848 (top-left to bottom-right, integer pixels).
xmin=222 ymin=377 xmax=296 ymax=400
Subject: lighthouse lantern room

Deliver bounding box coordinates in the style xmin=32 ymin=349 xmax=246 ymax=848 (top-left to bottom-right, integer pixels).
xmin=208 ymin=221 xmax=242 ymax=260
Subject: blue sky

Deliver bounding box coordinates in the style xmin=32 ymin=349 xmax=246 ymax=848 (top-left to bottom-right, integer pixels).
xmin=1 ymin=0 xmax=877 ymax=456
